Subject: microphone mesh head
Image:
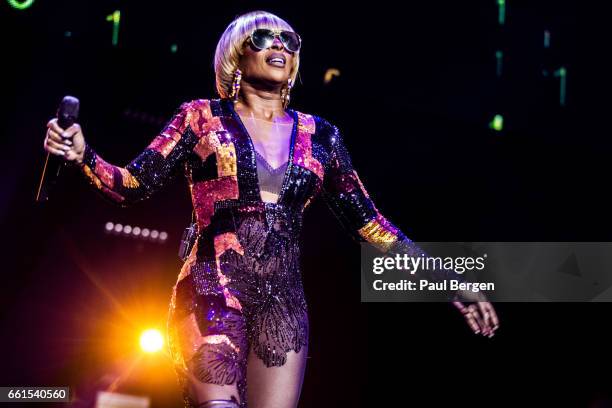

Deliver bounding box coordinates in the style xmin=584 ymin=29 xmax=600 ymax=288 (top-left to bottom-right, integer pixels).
xmin=57 ymin=95 xmax=80 ymax=129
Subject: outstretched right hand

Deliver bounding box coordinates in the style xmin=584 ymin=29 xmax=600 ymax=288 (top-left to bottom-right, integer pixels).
xmin=44 ymin=118 xmax=86 ymax=164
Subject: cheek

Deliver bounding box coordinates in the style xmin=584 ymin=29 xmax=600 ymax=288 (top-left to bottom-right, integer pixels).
xmin=241 ymin=50 xmax=262 ymax=72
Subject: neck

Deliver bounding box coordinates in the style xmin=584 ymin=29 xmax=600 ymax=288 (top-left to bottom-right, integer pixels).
xmin=234 ymin=80 xmax=287 ymax=121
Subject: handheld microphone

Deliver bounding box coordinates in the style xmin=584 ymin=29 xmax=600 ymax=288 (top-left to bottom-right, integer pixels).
xmin=36 ymin=96 xmax=80 ymax=202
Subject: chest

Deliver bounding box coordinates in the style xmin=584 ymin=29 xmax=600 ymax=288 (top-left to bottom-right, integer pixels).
xmin=187 ymin=101 xmax=327 ymax=211
xmin=240 ymin=117 xmax=293 ymax=170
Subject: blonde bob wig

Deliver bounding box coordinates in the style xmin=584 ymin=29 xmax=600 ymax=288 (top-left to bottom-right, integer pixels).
xmin=214 ymin=10 xmax=300 ymax=99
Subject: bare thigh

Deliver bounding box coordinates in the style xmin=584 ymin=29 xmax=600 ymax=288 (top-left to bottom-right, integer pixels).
xmin=246 ymin=345 xmax=308 ymax=408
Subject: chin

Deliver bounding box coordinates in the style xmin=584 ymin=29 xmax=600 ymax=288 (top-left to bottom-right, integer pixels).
xmin=262 ymin=71 xmax=289 ymax=86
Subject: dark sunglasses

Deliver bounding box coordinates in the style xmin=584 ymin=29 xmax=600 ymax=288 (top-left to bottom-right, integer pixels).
xmin=248 ymin=28 xmax=301 ymax=53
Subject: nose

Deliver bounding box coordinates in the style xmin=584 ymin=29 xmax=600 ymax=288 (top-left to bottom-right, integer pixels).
xmin=271 ymin=35 xmax=284 ymax=50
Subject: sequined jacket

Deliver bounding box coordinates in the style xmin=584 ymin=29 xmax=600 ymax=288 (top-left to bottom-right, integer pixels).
xmin=77 ymin=98 xmax=417 ymax=251
xmin=77 ymin=98 xmax=461 ymax=305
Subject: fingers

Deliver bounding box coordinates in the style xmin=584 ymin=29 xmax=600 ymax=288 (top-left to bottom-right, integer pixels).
xmin=44 ymin=127 xmax=72 ymax=158
xmin=477 ymin=302 xmax=493 ymax=336
xmin=456 ymin=301 xmax=500 ymax=339
xmin=47 ymin=118 xmax=65 ymax=136
xmin=456 ymin=302 xmax=481 ymax=335
xmin=485 ymin=302 xmax=500 ymax=331
xmin=47 ymin=118 xmax=79 ymax=144
xmin=468 ymin=303 xmax=486 ymax=333
xmin=62 ymin=123 xmax=81 ymax=140
xmin=478 ymin=302 xmax=499 ymax=337
xmin=463 ymin=310 xmax=482 ymax=335
xmin=44 ymin=137 xmax=67 ymax=157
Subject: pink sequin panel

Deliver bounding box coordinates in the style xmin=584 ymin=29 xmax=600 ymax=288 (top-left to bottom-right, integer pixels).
xmin=193 ymin=118 xmax=228 ymax=161
xmin=147 ymin=99 xmax=216 ymax=158
xmin=191 ymin=176 xmax=239 ymax=231
xmin=194 ymin=131 xmax=217 ymax=161
xmin=214 ymin=232 xmax=244 ymax=311
xmin=94 ymin=155 xmax=116 ymax=189
xmin=293 ymin=112 xmax=324 ymax=179
xmin=202 ymin=334 xmax=240 ymax=354
xmin=187 ymin=99 xmax=213 ymax=135
xmin=148 ymin=108 xmax=187 ymax=157
xmin=82 ymin=164 xmax=125 ymax=203
xmin=372 ymin=212 xmax=400 ymax=236
xmin=353 ymin=169 xmax=381 ymax=212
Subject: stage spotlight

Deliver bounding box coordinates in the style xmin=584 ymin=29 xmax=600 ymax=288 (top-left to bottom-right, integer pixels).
xmin=489 ymin=114 xmax=504 ymax=132
xmin=140 ymin=329 xmax=163 ymax=353
xmin=324 ymin=68 xmax=341 ymax=84
xmin=103 ymin=222 xmax=168 ymax=242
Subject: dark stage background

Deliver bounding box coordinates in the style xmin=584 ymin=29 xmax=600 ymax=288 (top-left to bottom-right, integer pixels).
xmin=2 ymin=1 xmax=612 ymax=407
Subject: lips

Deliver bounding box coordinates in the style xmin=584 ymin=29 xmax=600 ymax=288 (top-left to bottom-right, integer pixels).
xmin=266 ymin=53 xmax=286 ymax=68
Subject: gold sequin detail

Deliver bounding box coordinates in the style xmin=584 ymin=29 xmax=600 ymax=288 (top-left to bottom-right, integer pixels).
xmin=118 ymin=167 xmax=140 ymax=188
xmin=216 ymin=141 xmax=238 ymax=177
xmin=81 ymin=164 xmax=102 ymax=189
xmin=358 ymin=217 xmax=399 ymax=252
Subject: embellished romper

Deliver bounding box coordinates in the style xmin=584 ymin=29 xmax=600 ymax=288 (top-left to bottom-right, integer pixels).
xmin=76 ymin=98 xmax=428 ymax=407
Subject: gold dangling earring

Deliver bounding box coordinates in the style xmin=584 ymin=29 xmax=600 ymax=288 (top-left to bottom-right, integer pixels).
xmin=229 ymin=68 xmax=242 ymax=102
xmin=282 ymin=78 xmax=293 ymax=109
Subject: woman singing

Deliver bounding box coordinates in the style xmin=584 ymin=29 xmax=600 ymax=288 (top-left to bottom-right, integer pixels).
xmin=43 ymin=10 xmax=499 ymax=408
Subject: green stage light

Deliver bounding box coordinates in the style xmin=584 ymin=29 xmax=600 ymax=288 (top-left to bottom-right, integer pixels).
xmin=7 ymin=0 xmax=35 ymax=10
xmin=106 ymin=10 xmax=121 ymax=46
xmin=554 ymin=67 xmax=567 ymax=106
xmin=495 ymin=50 xmax=503 ymax=77
xmin=544 ymin=30 xmax=551 ymax=48
xmin=497 ymin=0 xmax=506 ymax=25
xmin=489 ymin=114 xmax=504 ymax=132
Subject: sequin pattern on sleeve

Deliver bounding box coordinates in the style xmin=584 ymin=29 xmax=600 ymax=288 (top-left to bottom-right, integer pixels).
xmin=320 ymin=119 xmax=403 ymax=251
xmin=319 ymin=119 xmax=465 ymax=293
xmin=77 ymin=100 xmax=204 ymax=206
